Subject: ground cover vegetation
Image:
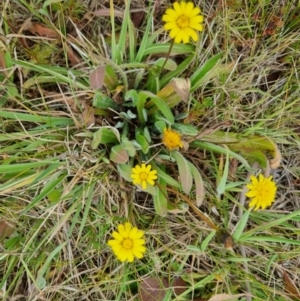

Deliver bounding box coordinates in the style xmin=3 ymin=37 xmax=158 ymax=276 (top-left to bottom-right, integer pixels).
xmin=0 ymin=0 xmax=300 ymax=300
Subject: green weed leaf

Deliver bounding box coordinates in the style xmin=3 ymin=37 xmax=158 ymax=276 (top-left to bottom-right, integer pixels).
xmin=190 ymin=53 xmax=223 ymax=92
xmin=92 ymin=127 xmax=119 ymax=148
xmin=172 ymin=151 xmax=193 ymax=194
xmin=153 ymin=184 xmax=168 ymax=217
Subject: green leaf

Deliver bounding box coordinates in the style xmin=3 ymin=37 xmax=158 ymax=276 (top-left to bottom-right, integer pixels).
xmin=200 ymin=230 xmax=216 ymax=252
xmin=141 ymin=91 xmax=174 ymax=124
xmin=37 ymin=242 xmax=67 ymax=281
xmin=191 ymin=140 xmax=251 ymax=169
xmin=110 ymin=145 xmax=129 ymax=163
xmin=167 ymin=200 xmax=189 ymax=213
xmin=152 ymin=163 xmax=180 ymax=188
xmin=172 ymin=151 xmax=193 ymax=194
xmin=121 ymin=137 xmax=136 ymax=157
xmin=190 ymin=53 xmax=223 ymax=92
xmin=92 ymin=127 xmax=119 ymax=148
xmin=233 ymin=209 xmax=251 ymax=241
xmin=135 ymin=5 xmax=155 ymax=62
xmin=117 ymin=163 xmax=132 ymax=182
xmin=93 ymin=91 xmax=119 ymax=110
xmin=48 ymin=189 xmax=62 ymax=202
xmin=0 ymin=161 xmax=61 ymax=174
xmin=187 ymin=162 xmax=205 ymax=206
xmin=173 ymin=123 xmax=198 ymax=136
xmin=126 ymin=90 xmax=146 ymax=125
xmin=104 ymin=65 xmax=119 ymax=91
xmin=143 ymin=43 xmax=194 ymax=57
xmin=155 ymin=121 xmax=166 ymax=133
xmin=153 ymin=184 xmax=168 ymax=217
xmin=154 ymin=58 xmax=177 ymax=71
xmin=136 ymin=133 xmax=149 ymax=154
xmin=227 ymin=135 xmax=281 ymax=169
xmin=160 ymin=54 xmax=195 ymax=88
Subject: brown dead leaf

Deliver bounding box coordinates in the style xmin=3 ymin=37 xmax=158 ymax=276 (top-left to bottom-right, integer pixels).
xmin=171 ymin=78 xmax=190 ymax=102
xmin=90 ymin=66 xmax=106 ymax=90
xmin=283 ymin=271 xmax=300 ymax=300
xmin=93 ymin=8 xmax=124 ymax=18
xmin=172 ymin=276 xmax=187 ymax=296
xmin=207 ymin=294 xmax=246 ymax=301
xmin=139 ymin=277 xmax=169 ymax=301
xmin=131 ymin=11 xmax=145 ymax=28
xmin=24 ymin=20 xmax=60 ymax=39
xmin=270 ymin=143 xmax=281 ymax=169
xmin=82 ymin=104 xmax=95 ymax=127
xmin=66 ymin=45 xmax=82 ymax=67
xmin=215 ymin=228 xmax=234 ymax=249
xmin=0 ymin=220 xmax=15 ymax=238
xmin=0 ymin=49 xmax=8 ymax=77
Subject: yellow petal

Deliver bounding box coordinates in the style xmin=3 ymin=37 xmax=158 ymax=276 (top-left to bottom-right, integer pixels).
xmin=250 ymin=175 xmax=258 ymax=185
xmin=133 ymin=238 xmax=146 ymax=246
xmin=141 ymin=180 xmax=147 ymax=189
xmin=164 ymin=8 xmax=178 ymax=18
xmin=107 ymin=239 xmax=121 ymax=247
xmin=190 ymin=7 xmax=201 ymax=17
xmin=185 ymin=28 xmax=198 ymax=41
xmin=127 ymin=250 xmax=134 ymax=262
xmin=179 ymin=1 xmax=187 ymax=13
xmin=173 ymin=2 xmax=182 ymax=14
xmin=162 ymin=14 xmax=177 ymax=22
xmin=185 ymin=2 xmax=194 ymax=16
xmin=112 ymin=231 xmax=123 ymax=241
xmin=182 ymin=32 xmax=190 ymax=43
xmin=174 ymin=30 xmax=184 ymax=43
xmin=132 ymin=249 xmax=144 ymax=259
xmin=117 ymin=224 xmax=127 ymax=238
xmin=190 ymin=15 xmax=204 ymax=24
xmin=189 ymin=22 xmax=203 ymax=31
xmin=169 ymin=27 xmax=181 ymax=39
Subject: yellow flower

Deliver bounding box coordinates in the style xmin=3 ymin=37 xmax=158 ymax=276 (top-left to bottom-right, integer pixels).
xmin=131 ymin=164 xmax=157 ymax=189
xmin=108 ymin=222 xmax=146 ymax=262
xmin=162 ymin=1 xmax=204 ymax=44
xmin=162 ymin=128 xmax=183 ymax=150
xmin=246 ymin=174 xmax=277 ymax=210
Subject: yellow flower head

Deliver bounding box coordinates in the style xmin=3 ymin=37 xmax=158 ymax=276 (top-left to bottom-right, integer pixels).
xmin=108 ymin=222 xmax=146 ymax=262
xmin=131 ymin=164 xmax=157 ymax=189
xmin=246 ymin=174 xmax=277 ymax=210
xmin=162 ymin=1 xmax=204 ymax=44
xmin=162 ymin=128 xmax=183 ymax=150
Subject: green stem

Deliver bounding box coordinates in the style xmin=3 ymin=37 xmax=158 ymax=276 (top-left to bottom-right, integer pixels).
xmin=160 ymin=39 xmax=175 ymax=73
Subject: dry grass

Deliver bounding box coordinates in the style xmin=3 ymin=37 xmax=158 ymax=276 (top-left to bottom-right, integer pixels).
xmin=0 ymin=0 xmax=300 ymax=300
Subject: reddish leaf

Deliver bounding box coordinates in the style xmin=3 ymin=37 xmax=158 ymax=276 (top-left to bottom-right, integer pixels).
xmin=110 ymin=145 xmax=129 ymax=164
xmin=283 ymin=271 xmax=300 ymax=300
xmin=89 ymin=66 xmax=106 ymax=90
xmin=139 ymin=277 xmax=169 ymax=301
xmin=24 ymin=20 xmax=60 ymax=39
xmin=0 ymin=220 xmax=15 ymax=238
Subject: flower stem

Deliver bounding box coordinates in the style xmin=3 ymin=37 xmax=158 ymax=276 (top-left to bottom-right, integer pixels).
xmin=160 ymin=39 xmax=175 ymax=73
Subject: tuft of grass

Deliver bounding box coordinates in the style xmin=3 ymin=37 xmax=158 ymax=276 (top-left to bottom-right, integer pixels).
xmin=0 ymin=0 xmax=300 ymax=300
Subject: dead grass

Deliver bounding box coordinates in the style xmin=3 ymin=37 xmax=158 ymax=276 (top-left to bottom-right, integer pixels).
xmin=0 ymin=0 xmax=300 ymax=300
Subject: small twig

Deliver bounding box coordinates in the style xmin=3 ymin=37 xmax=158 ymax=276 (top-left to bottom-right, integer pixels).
xmin=165 ymin=186 xmax=218 ymax=230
